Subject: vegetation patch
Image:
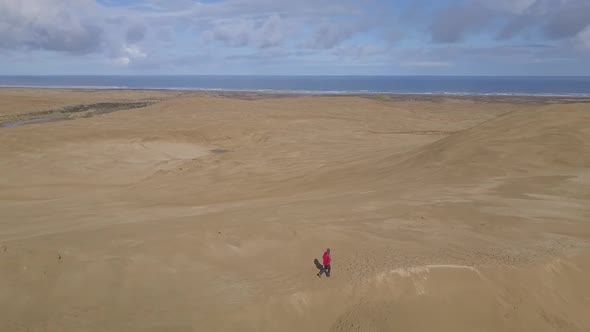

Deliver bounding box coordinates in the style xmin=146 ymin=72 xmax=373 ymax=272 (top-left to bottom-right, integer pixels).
xmin=0 ymin=102 xmax=153 ymax=128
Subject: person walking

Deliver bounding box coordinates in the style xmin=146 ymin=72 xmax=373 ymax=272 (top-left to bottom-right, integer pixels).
xmin=317 ymin=248 xmax=331 ymax=278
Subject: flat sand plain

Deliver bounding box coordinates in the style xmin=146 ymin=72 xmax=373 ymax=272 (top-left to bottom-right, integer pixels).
xmin=1 ymin=88 xmax=590 ymax=331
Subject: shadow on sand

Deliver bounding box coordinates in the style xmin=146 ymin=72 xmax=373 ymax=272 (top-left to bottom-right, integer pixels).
xmin=314 ymin=259 xmax=323 ymax=272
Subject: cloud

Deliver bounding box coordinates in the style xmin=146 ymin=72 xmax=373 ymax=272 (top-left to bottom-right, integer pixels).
xmin=574 ymin=26 xmax=590 ymax=51
xmin=0 ymin=0 xmax=104 ymax=54
xmin=401 ymin=60 xmax=452 ymax=68
xmin=0 ymin=0 xmax=589 ymax=74
xmin=203 ymin=14 xmax=286 ymax=49
xmin=305 ymin=21 xmax=367 ymax=49
xmin=397 ymin=43 xmax=576 ymax=69
xmin=430 ymin=3 xmax=494 ymax=43
xmin=382 ymin=28 xmax=404 ymax=45
xmin=499 ymin=0 xmax=590 ymax=40
xmin=480 ymin=0 xmax=536 ymax=14
xmin=126 ymin=24 xmax=146 ymax=44
xmin=226 ymin=48 xmax=295 ymax=61
xmin=0 ymin=0 xmax=157 ymax=65
xmin=430 ymin=0 xmax=590 ymax=45
xmin=147 ymin=0 xmax=195 ymax=11
xmin=334 ymin=45 xmax=388 ymax=59
xmin=543 ymin=0 xmax=590 ymax=39
xmin=0 ymin=0 xmax=374 ymax=69
xmin=110 ymin=45 xmax=147 ymax=66
xmin=196 ymin=0 xmax=368 ymax=50
xmin=206 ymin=0 xmax=359 ymax=19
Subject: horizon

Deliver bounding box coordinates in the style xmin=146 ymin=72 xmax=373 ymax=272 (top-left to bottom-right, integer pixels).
xmin=1 ymin=0 xmax=590 ymax=76
xmin=2 ymin=75 xmax=589 ymax=96
xmin=2 ymin=74 xmax=590 ymax=78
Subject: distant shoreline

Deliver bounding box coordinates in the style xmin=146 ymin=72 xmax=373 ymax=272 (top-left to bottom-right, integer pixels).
xmin=1 ymin=75 xmax=589 ymax=97
xmin=2 ymin=86 xmax=590 ymax=104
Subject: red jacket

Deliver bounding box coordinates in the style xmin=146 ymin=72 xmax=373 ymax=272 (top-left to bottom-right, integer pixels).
xmin=323 ymin=251 xmax=331 ymax=266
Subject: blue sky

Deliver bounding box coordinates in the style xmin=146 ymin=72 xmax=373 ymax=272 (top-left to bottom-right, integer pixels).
xmin=0 ymin=0 xmax=589 ymax=75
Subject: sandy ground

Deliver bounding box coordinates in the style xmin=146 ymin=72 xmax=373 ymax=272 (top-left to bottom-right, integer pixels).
xmin=1 ymin=88 xmax=589 ymax=331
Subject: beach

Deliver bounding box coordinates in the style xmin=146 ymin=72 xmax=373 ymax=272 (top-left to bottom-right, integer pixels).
xmin=1 ymin=88 xmax=589 ymax=331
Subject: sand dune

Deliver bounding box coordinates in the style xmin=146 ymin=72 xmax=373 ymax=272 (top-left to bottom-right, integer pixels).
xmin=397 ymin=105 xmax=590 ymax=176
xmin=0 ymin=89 xmax=589 ymax=331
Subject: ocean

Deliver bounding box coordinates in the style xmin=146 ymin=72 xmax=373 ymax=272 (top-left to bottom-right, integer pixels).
xmin=1 ymin=75 xmax=590 ymax=96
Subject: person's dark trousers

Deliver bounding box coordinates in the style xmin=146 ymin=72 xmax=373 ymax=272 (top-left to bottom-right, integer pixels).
xmin=320 ymin=264 xmax=331 ymax=277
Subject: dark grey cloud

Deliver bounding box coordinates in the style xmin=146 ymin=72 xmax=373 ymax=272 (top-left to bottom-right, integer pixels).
xmin=497 ymin=0 xmax=590 ymax=40
xmin=497 ymin=16 xmax=532 ymax=40
xmin=155 ymin=27 xmax=175 ymax=43
xmin=28 ymin=25 xmax=103 ymax=54
xmin=430 ymin=0 xmax=590 ymax=45
xmin=382 ymin=28 xmax=404 ymax=45
xmin=430 ymin=3 xmax=494 ymax=43
xmin=543 ymin=0 xmax=590 ymax=39
xmin=305 ymin=22 xmax=367 ymax=49
xmin=126 ymin=24 xmax=146 ymax=44
xmin=575 ymin=27 xmax=590 ymax=51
